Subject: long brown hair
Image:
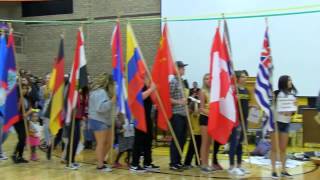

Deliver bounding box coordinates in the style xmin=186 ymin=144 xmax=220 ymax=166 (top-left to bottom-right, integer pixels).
xmin=91 ymin=73 xmax=114 ymax=98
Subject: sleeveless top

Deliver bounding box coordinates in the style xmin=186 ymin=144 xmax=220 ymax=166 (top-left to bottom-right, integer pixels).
xmin=200 ymin=88 xmax=209 ymax=116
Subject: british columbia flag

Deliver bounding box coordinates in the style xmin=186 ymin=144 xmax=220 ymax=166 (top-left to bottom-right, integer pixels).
xmin=254 ymin=26 xmax=274 ymax=132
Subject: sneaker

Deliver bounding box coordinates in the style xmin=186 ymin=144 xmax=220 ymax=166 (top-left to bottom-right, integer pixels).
xmin=11 ymin=155 xmax=17 ymax=163
xmin=97 ymin=165 xmax=112 ymax=172
xmin=281 ymin=171 xmax=292 ymax=177
xmin=16 ymin=157 xmax=29 ymax=163
xmin=229 ymin=168 xmax=245 ymax=176
xmin=144 ymin=164 xmax=160 ymax=172
xmin=130 ymin=165 xmax=146 ymax=173
xmin=65 ymin=163 xmax=79 ymax=170
xmin=239 ymin=167 xmax=250 ymax=174
xmin=212 ymin=163 xmax=223 ymax=170
xmin=0 ymin=154 xmax=8 ymax=160
xmin=72 ymin=162 xmax=81 ymax=168
xmin=30 ymin=153 xmax=39 ymax=161
xmin=177 ymin=163 xmax=189 ymax=170
xmin=200 ymin=166 xmax=214 ymax=173
xmin=271 ymin=172 xmax=279 ymax=179
xmin=169 ymin=164 xmax=184 ymax=172
xmin=183 ymin=164 xmax=194 ymax=169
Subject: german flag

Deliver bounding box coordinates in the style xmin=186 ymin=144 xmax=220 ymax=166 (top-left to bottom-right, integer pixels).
xmin=49 ymin=38 xmax=65 ymax=135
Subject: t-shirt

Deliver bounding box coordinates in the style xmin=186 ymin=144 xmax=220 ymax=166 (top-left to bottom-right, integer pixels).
xmin=123 ymin=123 xmax=135 ymax=137
xmin=238 ymin=87 xmax=250 ymax=128
xmin=29 ymin=121 xmax=42 ymax=137
xmin=169 ymin=77 xmax=187 ymax=116
xmin=276 ymin=91 xmax=296 ymax=123
xmin=190 ymin=88 xmax=200 ymax=99
xmin=88 ymin=88 xmax=113 ymax=126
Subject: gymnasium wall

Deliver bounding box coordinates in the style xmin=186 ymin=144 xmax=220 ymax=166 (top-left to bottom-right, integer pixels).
xmin=0 ymin=0 xmax=161 ymax=77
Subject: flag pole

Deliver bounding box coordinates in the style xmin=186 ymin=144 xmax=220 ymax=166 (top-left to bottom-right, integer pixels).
xmin=68 ymin=110 xmax=76 ymax=167
xmin=127 ymin=22 xmax=184 ymax=158
xmin=8 ymin=24 xmax=31 ymax=154
xmin=165 ymin=22 xmax=200 ymax=165
xmin=222 ymin=15 xmax=252 ymax=168
xmin=60 ymin=28 xmax=80 ymax=166
xmin=63 ymin=29 xmax=77 ymax=167
xmin=108 ymin=18 xmax=120 ymax=165
xmin=66 ymin=27 xmax=78 ymax=167
xmin=108 ymin=97 xmax=116 ymax=164
xmin=266 ymin=18 xmax=281 ymax=175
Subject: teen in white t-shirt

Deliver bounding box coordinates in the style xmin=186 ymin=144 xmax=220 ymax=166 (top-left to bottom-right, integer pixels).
xmin=271 ymin=75 xmax=297 ymax=178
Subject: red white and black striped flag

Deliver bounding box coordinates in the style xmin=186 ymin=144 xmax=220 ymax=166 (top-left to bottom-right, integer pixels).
xmin=65 ymin=28 xmax=88 ymax=124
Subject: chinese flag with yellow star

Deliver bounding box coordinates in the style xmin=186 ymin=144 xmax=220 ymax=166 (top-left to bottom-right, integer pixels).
xmin=151 ymin=23 xmax=174 ymax=131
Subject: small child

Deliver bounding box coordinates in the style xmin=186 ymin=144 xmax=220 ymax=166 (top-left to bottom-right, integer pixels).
xmin=28 ymin=110 xmax=42 ymax=161
xmin=114 ymin=113 xmax=134 ymax=168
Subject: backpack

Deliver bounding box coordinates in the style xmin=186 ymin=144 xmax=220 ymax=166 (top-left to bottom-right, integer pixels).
xmin=250 ymin=139 xmax=271 ymax=156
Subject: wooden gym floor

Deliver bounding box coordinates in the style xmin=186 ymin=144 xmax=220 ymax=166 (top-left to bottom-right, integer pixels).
xmin=0 ymin=135 xmax=319 ymax=180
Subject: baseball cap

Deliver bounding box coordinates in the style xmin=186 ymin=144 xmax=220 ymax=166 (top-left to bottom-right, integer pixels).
xmin=176 ymin=61 xmax=188 ymax=68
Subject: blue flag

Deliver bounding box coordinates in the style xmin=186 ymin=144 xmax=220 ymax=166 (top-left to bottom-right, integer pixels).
xmin=0 ymin=34 xmax=7 ymax=114
xmin=254 ymin=27 xmax=274 ymax=133
xmin=3 ymin=32 xmax=19 ymax=132
xmin=111 ymin=23 xmax=131 ymax=122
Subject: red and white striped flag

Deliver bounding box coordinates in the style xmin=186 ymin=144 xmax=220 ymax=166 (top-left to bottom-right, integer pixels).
xmin=65 ymin=29 xmax=88 ymax=124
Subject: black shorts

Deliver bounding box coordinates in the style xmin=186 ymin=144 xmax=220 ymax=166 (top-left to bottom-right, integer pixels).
xmin=199 ymin=114 xmax=208 ymax=126
xmin=277 ymin=122 xmax=290 ymax=133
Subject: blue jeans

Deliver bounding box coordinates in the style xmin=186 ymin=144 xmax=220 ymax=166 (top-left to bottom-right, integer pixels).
xmin=229 ymin=125 xmax=243 ymax=166
xmin=88 ymin=119 xmax=111 ymax=131
xmin=169 ymin=114 xmax=187 ymax=166
xmin=43 ymin=117 xmax=52 ymax=145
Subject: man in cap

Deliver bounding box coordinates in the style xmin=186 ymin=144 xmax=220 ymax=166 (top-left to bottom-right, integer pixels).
xmin=169 ymin=61 xmax=189 ymax=171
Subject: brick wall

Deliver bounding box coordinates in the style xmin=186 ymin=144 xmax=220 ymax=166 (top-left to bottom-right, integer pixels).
xmin=0 ymin=3 xmax=21 ymax=19
xmin=0 ymin=0 xmax=161 ymax=77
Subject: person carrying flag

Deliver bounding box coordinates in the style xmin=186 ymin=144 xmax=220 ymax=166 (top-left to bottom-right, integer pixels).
xmin=88 ymin=73 xmax=115 ymax=172
xmin=12 ymin=83 xmax=33 ymax=163
xmin=130 ymin=79 xmax=160 ymax=172
xmin=228 ymin=70 xmax=251 ymax=176
xmin=169 ymin=61 xmax=188 ymax=171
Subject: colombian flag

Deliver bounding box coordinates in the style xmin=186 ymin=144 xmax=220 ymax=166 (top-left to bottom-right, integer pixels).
xmin=126 ymin=23 xmax=147 ymax=132
xmin=49 ymin=38 xmax=65 ymax=135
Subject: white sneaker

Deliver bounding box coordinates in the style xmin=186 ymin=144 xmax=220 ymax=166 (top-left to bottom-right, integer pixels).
xmin=239 ymin=167 xmax=250 ymax=174
xmin=65 ymin=163 xmax=79 ymax=170
xmin=97 ymin=165 xmax=112 ymax=172
xmin=200 ymin=166 xmax=214 ymax=173
xmin=0 ymin=154 xmax=8 ymax=160
xmin=130 ymin=165 xmax=146 ymax=173
xmin=229 ymin=168 xmax=245 ymax=176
